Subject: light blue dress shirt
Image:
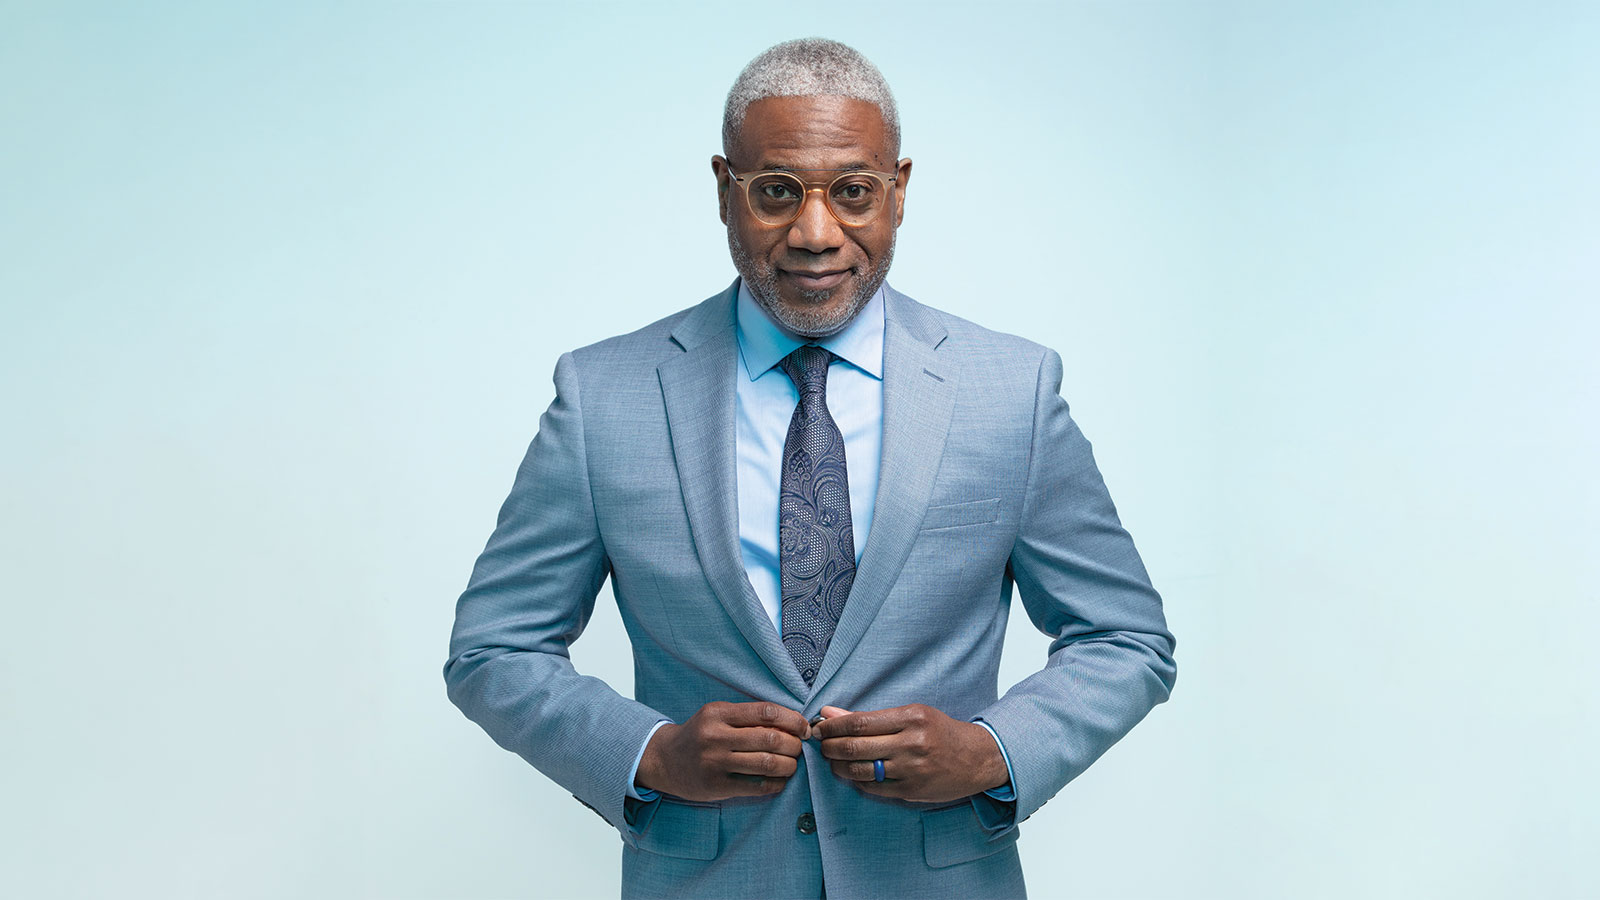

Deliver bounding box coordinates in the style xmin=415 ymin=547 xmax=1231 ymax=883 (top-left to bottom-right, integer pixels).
xmin=733 ymin=280 xmax=884 ymax=623
xmin=627 ymin=280 xmax=1014 ymax=808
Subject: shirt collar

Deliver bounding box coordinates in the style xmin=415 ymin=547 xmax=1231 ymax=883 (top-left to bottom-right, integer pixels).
xmin=735 ymin=278 xmax=886 ymax=382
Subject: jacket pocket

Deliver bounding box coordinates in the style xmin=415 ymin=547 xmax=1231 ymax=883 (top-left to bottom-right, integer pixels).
xmin=637 ymin=800 xmax=720 ymax=860
xmin=920 ymin=498 xmax=1000 ymax=531
xmin=922 ymin=802 xmax=1020 ymax=869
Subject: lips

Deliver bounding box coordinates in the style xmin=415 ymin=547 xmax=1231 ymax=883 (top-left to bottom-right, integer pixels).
xmin=781 ymin=269 xmax=850 ymax=291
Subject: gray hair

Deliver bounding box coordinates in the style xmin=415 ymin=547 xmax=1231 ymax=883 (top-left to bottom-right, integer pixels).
xmin=722 ymin=38 xmax=900 ymax=159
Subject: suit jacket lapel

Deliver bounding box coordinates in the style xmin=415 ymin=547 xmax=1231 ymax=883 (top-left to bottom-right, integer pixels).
xmin=812 ymin=287 xmax=957 ymax=696
xmin=658 ymin=286 xmax=811 ymax=700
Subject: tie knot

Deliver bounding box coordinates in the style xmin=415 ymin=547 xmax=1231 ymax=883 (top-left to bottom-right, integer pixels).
xmin=781 ymin=345 xmax=833 ymax=396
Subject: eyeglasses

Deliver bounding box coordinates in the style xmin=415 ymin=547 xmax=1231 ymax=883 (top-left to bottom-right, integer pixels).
xmin=725 ymin=165 xmax=899 ymax=228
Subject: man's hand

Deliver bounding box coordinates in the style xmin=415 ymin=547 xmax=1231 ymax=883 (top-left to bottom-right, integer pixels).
xmin=815 ymin=704 xmax=1009 ymax=804
xmin=635 ymin=701 xmax=811 ymax=802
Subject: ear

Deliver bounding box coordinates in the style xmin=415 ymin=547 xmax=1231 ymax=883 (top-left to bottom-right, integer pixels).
xmin=892 ymin=158 xmax=912 ymax=227
xmin=711 ymin=155 xmax=731 ymax=224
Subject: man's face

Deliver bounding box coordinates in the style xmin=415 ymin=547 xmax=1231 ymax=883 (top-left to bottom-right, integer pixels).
xmin=714 ymin=95 xmax=912 ymax=338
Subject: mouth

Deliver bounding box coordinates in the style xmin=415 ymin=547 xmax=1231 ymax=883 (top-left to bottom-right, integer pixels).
xmin=780 ymin=268 xmax=850 ymax=292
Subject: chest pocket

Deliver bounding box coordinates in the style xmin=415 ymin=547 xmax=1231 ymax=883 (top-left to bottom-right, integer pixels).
xmin=920 ymin=498 xmax=1000 ymax=531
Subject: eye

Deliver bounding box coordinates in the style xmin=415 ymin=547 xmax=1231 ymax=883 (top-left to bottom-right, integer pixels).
xmin=758 ymin=182 xmax=800 ymax=201
xmin=831 ymin=178 xmax=879 ymax=204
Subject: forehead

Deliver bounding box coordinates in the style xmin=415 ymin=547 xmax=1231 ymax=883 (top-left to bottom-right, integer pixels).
xmin=736 ymin=95 xmax=893 ymax=170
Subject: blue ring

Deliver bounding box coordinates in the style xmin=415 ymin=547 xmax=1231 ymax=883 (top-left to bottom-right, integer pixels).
xmin=873 ymin=759 xmax=886 ymax=783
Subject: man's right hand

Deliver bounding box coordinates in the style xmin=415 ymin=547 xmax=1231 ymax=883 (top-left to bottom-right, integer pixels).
xmin=634 ymin=701 xmax=811 ymax=802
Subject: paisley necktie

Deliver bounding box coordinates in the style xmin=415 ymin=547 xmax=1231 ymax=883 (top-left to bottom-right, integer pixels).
xmin=777 ymin=345 xmax=856 ymax=686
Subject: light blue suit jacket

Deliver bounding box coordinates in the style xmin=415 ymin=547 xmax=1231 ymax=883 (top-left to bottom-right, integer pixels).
xmin=444 ymin=282 xmax=1176 ymax=899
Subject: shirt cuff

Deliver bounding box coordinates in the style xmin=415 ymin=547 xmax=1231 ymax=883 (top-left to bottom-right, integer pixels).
xmin=973 ymin=718 xmax=1016 ymax=802
xmin=625 ymin=720 xmax=671 ymax=802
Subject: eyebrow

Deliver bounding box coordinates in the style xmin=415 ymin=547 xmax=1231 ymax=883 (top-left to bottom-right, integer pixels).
xmin=758 ymin=162 xmax=873 ymax=172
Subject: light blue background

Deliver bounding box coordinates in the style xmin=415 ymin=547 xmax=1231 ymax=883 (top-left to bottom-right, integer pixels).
xmin=3 ymin=2 xmax=1596 ymax=897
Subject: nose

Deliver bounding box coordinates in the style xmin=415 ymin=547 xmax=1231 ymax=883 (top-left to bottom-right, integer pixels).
xmin=786 ymin=187 xmax=846 ymax=254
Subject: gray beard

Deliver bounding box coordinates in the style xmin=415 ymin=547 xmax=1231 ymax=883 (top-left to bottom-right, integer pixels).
xmin=726 ymin=223 xmax=895 ymax=339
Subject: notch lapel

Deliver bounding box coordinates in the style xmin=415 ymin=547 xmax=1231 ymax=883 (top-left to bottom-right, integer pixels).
xmin=657 ymin=287 xmax=811 ymax=700
xmin=811 ymin=288 xmax=957 ymax=696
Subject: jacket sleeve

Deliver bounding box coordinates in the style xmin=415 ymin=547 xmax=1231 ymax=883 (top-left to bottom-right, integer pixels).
xmin=443 ymin=350 xmax=667 ymax=841
xmin=974 ymin=347 xmax=1178 ymax=828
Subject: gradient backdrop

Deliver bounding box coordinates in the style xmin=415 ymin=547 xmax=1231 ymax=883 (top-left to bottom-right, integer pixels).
xmin=3 ymin=2 xmax=1596 ymax=898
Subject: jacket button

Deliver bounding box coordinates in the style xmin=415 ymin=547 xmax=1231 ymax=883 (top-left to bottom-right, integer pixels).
xmin=797 ymin=812 xmax=816 ymax=835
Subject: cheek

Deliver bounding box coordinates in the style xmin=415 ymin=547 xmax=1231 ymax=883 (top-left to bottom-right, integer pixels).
xmin=730 ymin=219 xmax=768 ymax=257
xmin=856 ymin=229 xmax=893 ymax=261
xmin=746 ymin=228 xmax=784 ymax=261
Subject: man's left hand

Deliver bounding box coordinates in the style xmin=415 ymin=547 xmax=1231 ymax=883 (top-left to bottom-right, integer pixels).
xmin=814 ymin=704 xmax=1009 ymax=803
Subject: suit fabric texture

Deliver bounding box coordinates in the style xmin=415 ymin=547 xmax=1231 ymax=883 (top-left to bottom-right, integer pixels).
xmin=444 ymin=282 xmax=1177 ymax=899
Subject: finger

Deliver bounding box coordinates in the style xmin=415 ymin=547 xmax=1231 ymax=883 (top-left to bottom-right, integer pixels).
xmin=807 ymin=706 xmax=851 ymax=735
xmin=829 ymin=759 xmax=893 ymax=783
xmin=723 ymin=726 xmax=804 ymax=758
xmin=818 ymin=734 xmax=899 ymax=761
xmin=725 ymin=751 xmax=799 ymax=779
xmin=814 ymin=706 xmax=913 ymax=739
xmin=853 ymin=778 xmax=916 ymax=799
xmin=722 ymin=774 xmax=791 ymax=798
xmin=719 ymin=702 xmax=810 ymax=738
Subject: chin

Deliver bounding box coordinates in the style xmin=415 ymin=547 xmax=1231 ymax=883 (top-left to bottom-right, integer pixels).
xmin=770 ymin=292 xmax=865 ymax=339
xmin=782 ymin=287 xmax=846 ymax=316
xmin=794 ymin=287 xmax=841 ymax=305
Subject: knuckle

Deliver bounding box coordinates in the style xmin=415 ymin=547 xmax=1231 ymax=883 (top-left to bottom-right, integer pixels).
xmin=758 ymin=703 xmax=779 ymax=723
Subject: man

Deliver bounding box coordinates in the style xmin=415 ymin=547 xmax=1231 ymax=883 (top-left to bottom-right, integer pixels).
xmin=444 ymin=38 xmax=1175 ymax=899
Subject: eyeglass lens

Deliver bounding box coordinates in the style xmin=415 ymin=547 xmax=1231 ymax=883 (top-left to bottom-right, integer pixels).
xmin=745 ymin=172 xmax=888 ymax=227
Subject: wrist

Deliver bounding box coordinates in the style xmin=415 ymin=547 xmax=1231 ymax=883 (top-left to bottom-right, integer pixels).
xmin=636 ymin=723 xmax=680 ymax=793
xmin=967 ymin=721 xmax=1010 ymax=792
